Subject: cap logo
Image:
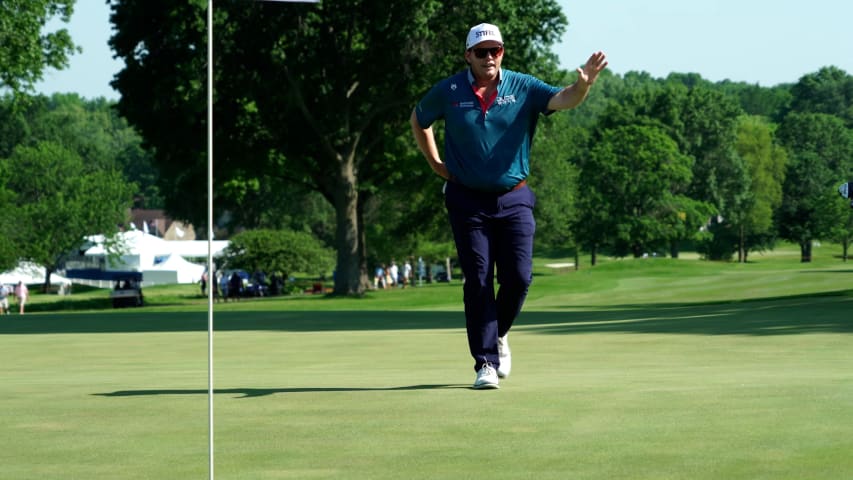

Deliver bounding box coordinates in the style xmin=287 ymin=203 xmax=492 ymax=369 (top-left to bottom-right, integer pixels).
xmin=466 ymin=23 xmax=503 ymax=50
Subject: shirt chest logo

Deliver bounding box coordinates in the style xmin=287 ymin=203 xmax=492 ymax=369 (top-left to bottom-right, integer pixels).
xmin=452 ymin=95 xmax=515 ymax=109
xmin=495 ymin=95 xmax=517 ymax=106
xmin=453 ymin=101 xmax=476 ymax=108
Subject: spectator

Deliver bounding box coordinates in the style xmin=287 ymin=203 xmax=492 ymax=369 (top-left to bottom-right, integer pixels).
xmin=388 ymin=261 xmax=399 ymax=287
xmin=402 ymin=259 xmax=413 ymax=288
xmin=228 ymin=272 xmax=242 ymax=300
xmin=14 ymin=281 xmax=28 ymax=314
xmin=200 ymin=270 xmax=208 ymax=296
xmin=374 ymin=264 xmax=386 ymax=289
xmin=0 ymin=283 xmax=9 ymax=315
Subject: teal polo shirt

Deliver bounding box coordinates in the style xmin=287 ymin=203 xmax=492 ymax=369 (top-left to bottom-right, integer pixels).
xmin=415 ymin=68 xmax=562 ymax=191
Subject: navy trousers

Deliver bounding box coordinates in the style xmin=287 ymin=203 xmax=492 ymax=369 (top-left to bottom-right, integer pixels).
xmin=444 ymin=181 xmax=536 ymax=371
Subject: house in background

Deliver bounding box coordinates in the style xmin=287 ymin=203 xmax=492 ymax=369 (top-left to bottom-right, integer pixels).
xmin=128 ymin=209 xmax=196 ymax=241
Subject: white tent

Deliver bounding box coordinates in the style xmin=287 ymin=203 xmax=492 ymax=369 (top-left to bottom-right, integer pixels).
xmin=166 ymin=239 xmax=229 ymax=259
xmin=0 ymin=261 xmax=71 ymax=287
xmin=79 ymin=230 xmax=225 ymax=285
xmin=84 ymin=230 xmax=171 ymax=270
xmin=146 ymin=254 xmax=205 ymax=284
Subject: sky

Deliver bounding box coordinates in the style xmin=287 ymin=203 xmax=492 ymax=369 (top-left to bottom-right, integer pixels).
xmin=34 ymin=0 xmax=853 ymax=101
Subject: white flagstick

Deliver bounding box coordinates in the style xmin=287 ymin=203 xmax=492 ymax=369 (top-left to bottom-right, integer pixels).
xmin=207 ymin=1 xmax=214 ymax=478
xmin=208 ymin=2 xmax=320 ymax=478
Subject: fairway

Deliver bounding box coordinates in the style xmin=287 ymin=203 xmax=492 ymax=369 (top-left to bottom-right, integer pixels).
xmin=2 ymin=255 xmax=853 ymax=479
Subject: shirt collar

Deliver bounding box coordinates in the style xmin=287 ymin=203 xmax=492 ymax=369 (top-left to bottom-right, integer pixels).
xmin=467 ymin=68 xmax=503 ymax=86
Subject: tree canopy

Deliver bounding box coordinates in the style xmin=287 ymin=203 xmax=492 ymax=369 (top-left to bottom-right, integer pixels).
xmin=110 ymin=0 xmax=569 ymax=295
xmin=220 ymin=229 xmax=335 ymax=279
xmin=3 ymin=141 xmax=133 ymax=288
xmin=0 ymin=0 xmax=78 ymax=95
xmin=2 ymin=0 xmax=835 ymax=285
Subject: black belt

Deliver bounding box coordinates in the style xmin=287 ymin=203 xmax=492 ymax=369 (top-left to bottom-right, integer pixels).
xmin=448 ymin=177 xmax=527 ymax=193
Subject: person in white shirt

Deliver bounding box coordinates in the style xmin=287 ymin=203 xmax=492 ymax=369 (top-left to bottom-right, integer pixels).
xmin=0 ymin=284 xmax=10 ymax=315
xmin=388 ymin=261 xmax=399 ymax=287
xmin=402 ymin=260 xmax=413 ymax=287
xmin=15 ymin=281 xmax=29 ymax=314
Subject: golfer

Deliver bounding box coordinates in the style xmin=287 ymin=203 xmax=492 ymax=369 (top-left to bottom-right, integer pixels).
xmin=410 ymin=23 xmax=607 ymax=389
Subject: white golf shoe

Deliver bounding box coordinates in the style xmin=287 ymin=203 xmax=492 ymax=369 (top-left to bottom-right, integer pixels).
xmin=473 ymin=363 xmax=500 ymax=389
xmin=497 ymin=335 xmax=511 ymax=378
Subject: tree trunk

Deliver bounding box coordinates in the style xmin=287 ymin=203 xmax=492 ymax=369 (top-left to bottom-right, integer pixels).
xmin=43 ymin=268 xmax=54 ymax=293
xmin=669 ymin=240 xmax=679 ymax=259
xmin=590 ymin=244 xmax=597 ymax=266
xmin=574 ymin=246 xmax=580 ymax=271
xmin=738 ymin=225 xmax=745 ymax=263
xmin=332 ymin=162 xmax=369 ymax=296
xmin=800 ymin=241 xmax=812 ymax=263
xmin=355 ymin=196 xmax=371 ymax=291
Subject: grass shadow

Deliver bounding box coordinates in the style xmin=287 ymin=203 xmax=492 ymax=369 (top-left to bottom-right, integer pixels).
xmin=93 ymin=384 xmax=470 ymax=398
xmin=2 ymin=290 xmax=852 ymax=336
xmin=524 ymin=291 xmax=853 ymax=335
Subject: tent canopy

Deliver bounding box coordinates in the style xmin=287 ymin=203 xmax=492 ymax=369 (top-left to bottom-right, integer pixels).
xmin=0 ymin=261 xmax=71 ymax=286
xmin=77 ymin=230 xmax=224 ymax=285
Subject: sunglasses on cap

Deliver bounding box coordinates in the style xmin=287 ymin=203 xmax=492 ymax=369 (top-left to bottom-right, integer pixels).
xmin=471 ymin=46 xmax=503 ymax=59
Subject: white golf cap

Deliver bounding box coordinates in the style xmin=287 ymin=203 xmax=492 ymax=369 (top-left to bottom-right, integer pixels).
xmin=466 ymin=23 xmax=503 ymax=50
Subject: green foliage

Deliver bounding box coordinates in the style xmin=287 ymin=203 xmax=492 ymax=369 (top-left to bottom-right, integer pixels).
xmin=1 ymin=0 xmax=852 ymax=300
xmin=0 ymin=0 xmax=78 ymax=95
xmin=580 ymin=125 xmax=694 ymax=257
xmin=776 ymin=112 xmax=853 ymax=260
xmin=680 ymin=88 xmax=745 ymax=209
xmin=725 ymin=115 xmax=787 ymax=260
xmin=221 ymin=229 xmax=335 ymax=278
xmin=109 ymin=0 xmax=570 ymax=294
xmin=0 ymin=93 xmax=151 ymax=273
xmin=110 ymin=0 xmax=208 ymax=223
xmin=529 ymin=117 xmax=586 ymax=249
xmin=2 ymin=141 xmax=133 ymax=284
xmin=717 ymin=80 xmax=792 ymax=120
xmin=787 ymin=66 xmax=853 ymax=127
xmin=825 ymin=196 xmax=853 ymax=260
xmin=0 ymin=94 xmax=161 ymax=208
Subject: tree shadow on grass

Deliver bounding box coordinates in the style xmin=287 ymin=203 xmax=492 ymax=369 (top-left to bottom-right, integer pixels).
xmin=3 ymin=290 xmax=852 ymax=336
xmin=93 ymin=384 xmax=470 ymax=398
xmin=523 ymin=291 xmax=853 ymax=336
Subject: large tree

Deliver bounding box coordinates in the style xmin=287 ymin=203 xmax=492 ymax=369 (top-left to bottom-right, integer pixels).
xmin=591 ymin=82 xmax=722 ymax=258
xmin=729 ymin=115 xmax=787 ymax=262
xmin=110 ymin=0 xmax=567 ymax=295
xmin=776 ymin=112 xmax=853 ymax=261
xmin=0 ymin=93 xmax=152 ymax=274
xmin=581 ymin=125 xmax=693 ymax=258
xmin=0 ymin=0 xmax=78 ymax=95
xmin=3 ymin=141 xmax=133 ymax=288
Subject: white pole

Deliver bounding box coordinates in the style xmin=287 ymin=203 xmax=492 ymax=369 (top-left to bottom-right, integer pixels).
xmin=207 ymin=1 xmax=215 ymax=479
xmin=206 ymin=3 xmax=320 ymax=478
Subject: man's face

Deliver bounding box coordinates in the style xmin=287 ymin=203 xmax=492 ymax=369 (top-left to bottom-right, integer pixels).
xmin=465 ymin=40 xmax=503 ymax=79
